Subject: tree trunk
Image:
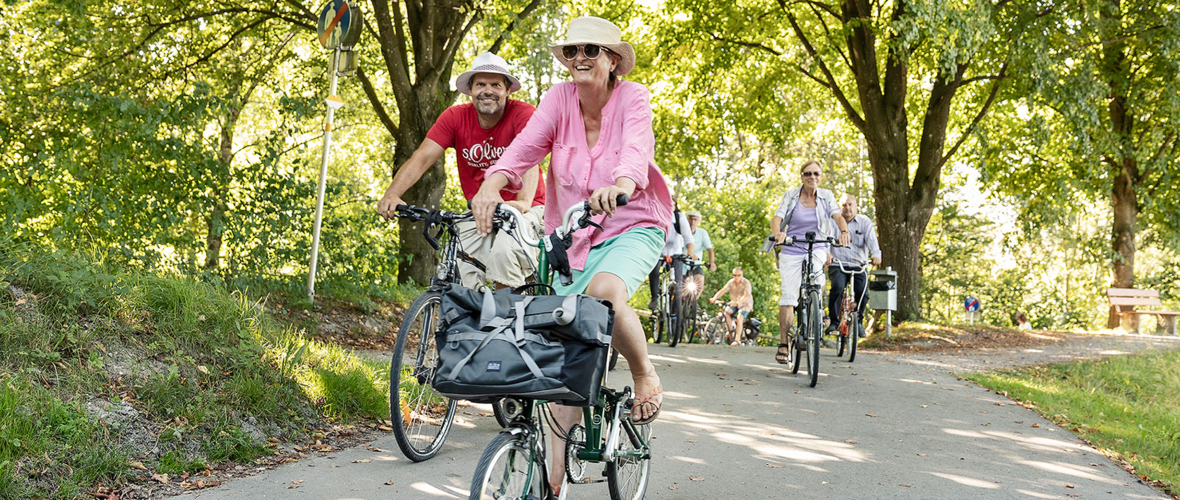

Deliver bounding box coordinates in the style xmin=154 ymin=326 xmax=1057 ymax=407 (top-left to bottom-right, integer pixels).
xmin=206 ymin=108 xmax=238 ymax=270
xmin=1101 ymin=0 xmax=1140 ymax=328
xmin=1108 ymin=162 xmax=1137 ymax=327
xmin=394 ymin=85 xmax=448 ymax=284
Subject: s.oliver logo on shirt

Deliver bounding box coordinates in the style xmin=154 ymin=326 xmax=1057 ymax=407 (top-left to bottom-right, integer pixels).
xmin=460 ymin=141 xmax=507 ymax=169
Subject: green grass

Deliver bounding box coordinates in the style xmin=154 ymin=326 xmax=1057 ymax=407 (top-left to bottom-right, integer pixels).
xmin=0 ymin=245 xmax=392 ymax=499
xmin=965 ymin=349 xmax=1180 ymax=496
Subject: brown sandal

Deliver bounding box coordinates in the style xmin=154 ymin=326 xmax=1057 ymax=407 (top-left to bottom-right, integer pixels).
xmin=775 ymin=343 xmax=791 ymax=364
xmin=631 ymin=385 xmax=663 ymax=425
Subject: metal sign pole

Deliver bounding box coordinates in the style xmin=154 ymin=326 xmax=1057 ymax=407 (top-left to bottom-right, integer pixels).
xmin=307 ymin=48 xmax=342 ymax=302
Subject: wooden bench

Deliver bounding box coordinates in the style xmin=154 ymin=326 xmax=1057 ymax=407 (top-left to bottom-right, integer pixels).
xmin=1106 ymin=288 xmax=1179 ymax=335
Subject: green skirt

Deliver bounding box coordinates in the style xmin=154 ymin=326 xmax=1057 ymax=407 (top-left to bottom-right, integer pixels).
xmin=556 ymin=227 xmax=664 ymax=298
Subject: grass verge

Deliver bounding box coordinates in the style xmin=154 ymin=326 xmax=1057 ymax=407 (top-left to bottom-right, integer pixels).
xmin=0 ymin=244 xmax=391 ymax=499
xmin=964 ymin=350 xmax=1180 ymax=497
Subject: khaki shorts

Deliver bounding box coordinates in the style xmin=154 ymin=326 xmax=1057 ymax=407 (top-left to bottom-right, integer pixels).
xmin=455 ymin=204 xmax=544 ymax=288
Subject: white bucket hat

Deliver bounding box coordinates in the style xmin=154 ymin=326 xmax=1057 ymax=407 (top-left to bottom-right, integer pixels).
xmin=455 ymin=52 xmax=522 ymax=96
xmin=549 ymin=16 xmax=636 ymax=76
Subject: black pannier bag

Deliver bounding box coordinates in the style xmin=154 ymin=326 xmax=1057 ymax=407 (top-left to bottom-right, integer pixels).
xmin=433 ymin=285 xmax=614 ymax=406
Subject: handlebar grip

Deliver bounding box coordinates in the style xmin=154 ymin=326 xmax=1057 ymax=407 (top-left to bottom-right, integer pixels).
xmin=616 ymin=194 xmax=629 ymax=206
xmin=394 ymin=204 xmax=407 ymax=212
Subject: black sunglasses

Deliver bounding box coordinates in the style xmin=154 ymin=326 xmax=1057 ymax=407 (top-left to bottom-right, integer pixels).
xmin=561 ymin=44 xmax=609 ymax=60
xmin=802 ymin=171 xmax=822 ymax=177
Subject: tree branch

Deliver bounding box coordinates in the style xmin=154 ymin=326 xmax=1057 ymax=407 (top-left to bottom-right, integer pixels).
xmin=708 ymin=33 xmax=782 ymax=56
xmin=357 ymin=66 xmax=400 ymax=138
xmin=939 ymin=63 xmax=1008 ymax=168
xmin=488 ymin=0 xmax=544 ymax=54
xmin=785 ymin=13 xmax=865 ymax=130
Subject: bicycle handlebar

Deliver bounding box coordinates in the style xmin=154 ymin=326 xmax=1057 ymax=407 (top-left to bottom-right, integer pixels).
xmin=494 ymin=194 xmax=628 ymax=248
xmin=833 ymin=259 xmax=869 ymax=274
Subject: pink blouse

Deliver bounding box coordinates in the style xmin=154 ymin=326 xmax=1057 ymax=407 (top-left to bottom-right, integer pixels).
xmin=488 ymin=81 xmax=672 ymax=270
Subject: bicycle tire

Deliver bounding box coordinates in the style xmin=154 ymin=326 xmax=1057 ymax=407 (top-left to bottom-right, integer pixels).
xmin=606 ymin=422 xmax=652 ymax=500
xmin=608 ymin=347 xmax=620 ymax=371
xmin=469 ymin=431 xmax=544 ymax=500
xmin=668 ymin=280 xmax=682 ymax=347
xmin=492 ymin=398 xmax=511 ymax=428
xmin=807 ymin=290 xmax=823 ymax=388
xmin=848 ymin=312 xmax=859 ymax=363
xmin=789 ymin=321 xmax=802 ymax=375
xmin=703 ymin=316 xmax=724 ymax=345
xmin=836 ymin=326 xmax=847 ymax=357
xmin=683 ymin=296 xmax=700 ymax=344
xmin=390 ymin=291 xmax=457 ymax=462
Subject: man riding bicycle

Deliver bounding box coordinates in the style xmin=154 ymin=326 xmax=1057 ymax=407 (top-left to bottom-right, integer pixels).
xmin=827 ymin=194 xmax=880 ymax=338
xmin=708 ymin=267 xmax=754 ymax=344
xmin=375 ymin=53 xmax=545 ymax=289
xmin=647 ymin=206 xmax=695 ymax=311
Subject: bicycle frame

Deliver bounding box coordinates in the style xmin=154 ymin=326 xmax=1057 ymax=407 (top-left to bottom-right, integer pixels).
xmin=488 ymin=202 xmax=650 ymax=494
xmin=833 ymin=260 xmax=869 ymax=333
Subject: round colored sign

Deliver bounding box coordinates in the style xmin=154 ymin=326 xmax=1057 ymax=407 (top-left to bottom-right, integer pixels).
xmin=317 ymin=0 xmax=356 ymax=50
xmin=964 ymin=296 xmax=981 ymax=312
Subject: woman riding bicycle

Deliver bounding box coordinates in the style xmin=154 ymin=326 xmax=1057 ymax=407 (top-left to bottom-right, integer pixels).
xmin=769 ymin=160 xmax=850 ymax=364
xmin=471 ymin=16 xmax=669 ymax=496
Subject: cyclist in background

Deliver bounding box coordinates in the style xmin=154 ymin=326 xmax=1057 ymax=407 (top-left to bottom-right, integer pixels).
xmin=685 ymin=210 xmax=714 ymax=300
xmin=769 ymin=160 xmax=850 ymax=364
xmin=647 ymin=206 xmax=695 ymax=311
xmin=376 ymin=53 xmax=545 ymax=290
xmin=827 ymin=194 xmax=880 ymax=339
xmin=708 ymin=267 xmax=754 ymax=344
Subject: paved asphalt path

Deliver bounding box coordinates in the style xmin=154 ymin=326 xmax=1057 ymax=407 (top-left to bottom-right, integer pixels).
xmin=175 ymin=341 xmax=1174 ymax=500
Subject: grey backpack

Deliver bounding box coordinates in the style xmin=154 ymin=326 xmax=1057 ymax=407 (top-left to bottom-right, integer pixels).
xmin=433 ymin=285 xmax=615 ymax=406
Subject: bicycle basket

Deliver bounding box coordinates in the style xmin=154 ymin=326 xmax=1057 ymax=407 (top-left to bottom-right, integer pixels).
xmin=433 ymin=285 xmax=614 ymax=406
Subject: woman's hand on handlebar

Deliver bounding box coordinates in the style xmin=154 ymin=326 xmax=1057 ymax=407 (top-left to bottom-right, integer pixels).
xmin=471 ymin=184 xmax=506 ymax=236
xmin=772 ymin=230 xmax=787 ymax=245
xmin=837 ymin=231 xmax=851 ymax=247
xmin=589 ymin=178 xmax=636 ymax=217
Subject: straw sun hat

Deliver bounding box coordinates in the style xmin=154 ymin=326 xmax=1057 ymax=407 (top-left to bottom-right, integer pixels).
xmin=455 ymin=52 xmax=522 ymax=96
xmin=549 ymin=16 xmax=635 ymax=76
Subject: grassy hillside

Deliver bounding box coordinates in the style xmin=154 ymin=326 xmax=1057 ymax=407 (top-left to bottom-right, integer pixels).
xmin=0 ymin=244 xmax=391 ymax=499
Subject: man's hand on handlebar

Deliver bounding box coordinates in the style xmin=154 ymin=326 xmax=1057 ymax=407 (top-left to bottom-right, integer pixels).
xmin=377 ymin=191 xmax=406 ymax=221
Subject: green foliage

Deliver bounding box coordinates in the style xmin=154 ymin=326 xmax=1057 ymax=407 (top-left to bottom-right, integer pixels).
xmin=0 ymin=246 xmax=390 ymax=497
xmin=966 ymin=350 xmax=1180 ymax=494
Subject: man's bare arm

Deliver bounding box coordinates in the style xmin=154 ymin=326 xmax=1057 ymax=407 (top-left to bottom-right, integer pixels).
xmin=377 ymin=139 xmax=446 ymax=219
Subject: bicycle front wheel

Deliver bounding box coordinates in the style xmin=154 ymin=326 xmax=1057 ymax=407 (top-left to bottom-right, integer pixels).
xmin=606 ymin=422 xmax=652 ymax=500
xmin=667 ymin=280 xmax=682 ymax=347
xmin=807 ymin=290 xmax=823 ymax=388
xmin=390 ymin=291 xmax=457 ymax=462
xmin=704 ymin=316 xmax=724 ymax=345
xmin=848 ymin=312 xmax=859 ymax=363
xmin=683 ymin=296 xmax=700 ymax=344
xmin=469 ymin=431 xmax=544 ymax=500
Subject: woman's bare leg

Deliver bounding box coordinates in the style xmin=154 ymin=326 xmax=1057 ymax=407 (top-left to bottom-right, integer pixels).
xmin=585 ymin=273 xmax=661 ymax=421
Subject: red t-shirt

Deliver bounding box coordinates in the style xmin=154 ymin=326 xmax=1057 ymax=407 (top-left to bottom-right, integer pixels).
xmin=426 ymin=99 xmax=545 ymax=206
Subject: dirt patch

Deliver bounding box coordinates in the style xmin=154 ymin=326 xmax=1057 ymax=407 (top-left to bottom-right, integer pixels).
xmin=861 ymin=322 xmax=1070 ymax=352
xmin=127 ymin=421 xmax=392 ymax=499
xmin=269 ymin=298 xmax=407 ymax=351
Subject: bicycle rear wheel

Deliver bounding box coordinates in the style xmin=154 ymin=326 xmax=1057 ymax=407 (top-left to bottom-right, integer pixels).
xmin=606 ymin=422 xmax=652 ymax=500
xmin=807 ymin=290 xmax=823 ymax=388
xmin=836 ymin=323 xmax=847 ymax=358
xmin=391 ymin=291 xmax=457 ymax=462
xmin=608 ymin=347 xmax=620 ymax=371
xmin=848 ymin=312 xmax=859 ymax=363
xmin=469 ymin=431 xmax=544 ymax=500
